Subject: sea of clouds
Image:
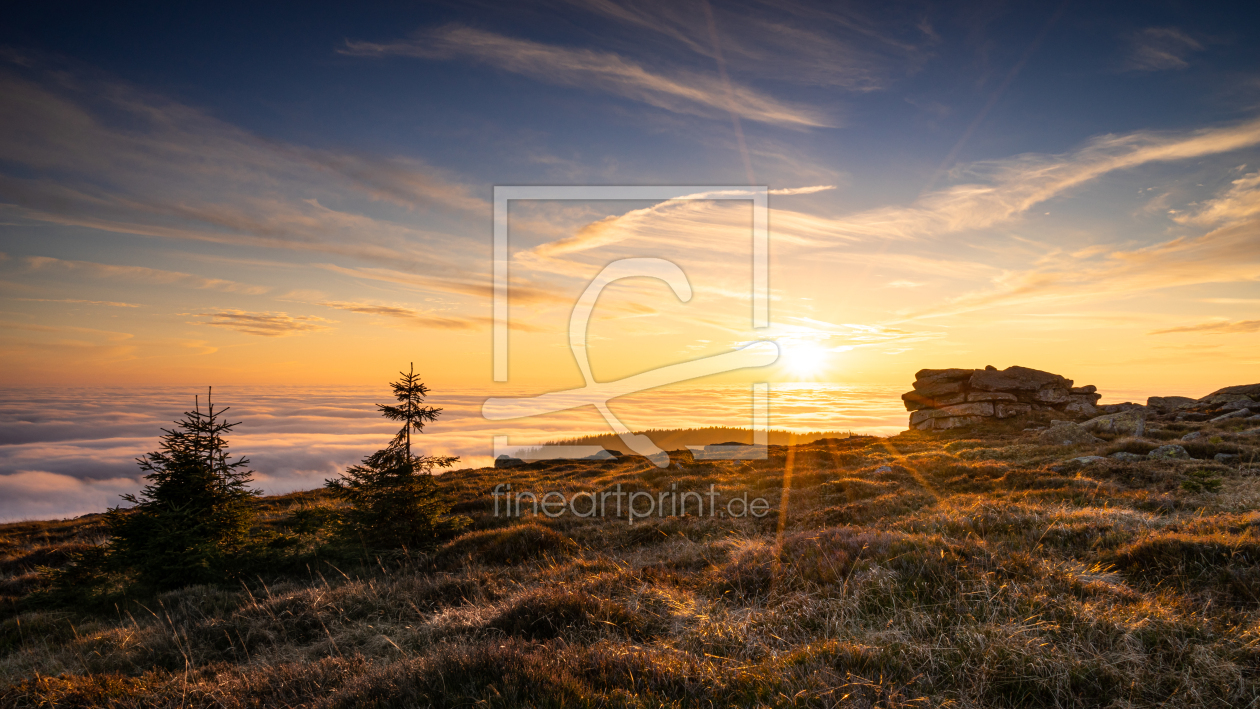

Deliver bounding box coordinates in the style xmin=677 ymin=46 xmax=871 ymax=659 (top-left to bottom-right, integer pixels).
xmin=0 ymin=383 xmax=916 ymax=521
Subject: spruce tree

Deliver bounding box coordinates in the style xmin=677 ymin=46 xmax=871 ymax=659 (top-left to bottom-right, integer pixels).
xmin=107 ymin=389 xmax=258 ymax=590
xmin=325 ymin=364 xmax=463 ymax=550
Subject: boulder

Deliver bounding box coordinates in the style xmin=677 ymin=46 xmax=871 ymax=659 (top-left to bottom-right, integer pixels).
xmin=1203 ymin=383 xmax=1260 ymax=398
xmin=967 ymin=392 xmax=1017 ymax=402
xmin=915 ymin=368 xmax=975 ymax=384
xmin=1221 ymin=399 xmax=1255 ymax=411
xmin=995 ymin=402 xmax=1033 ymax=419
xmin=1080 ymin=411 xmax=1146 ymax=438
xmin=1211 ymin=409 xmax=1252 ymax=422
xmin=909 ymin=408 xmax=951 ymax=426
xmin=970 ymin=366 xmax=1071 ymax=392
xmin=1109 ymin=451 xmax=1145 ymax=461
xmin=1039 ymin=422 xmax=1103 ymax=446
xmin=1148 ymin=396 xmax=1196 ymax=411
xmin=1200 ymin=393 xmax=1256 ymax=407
xmin=904 ymin=365 xmax=1101 ymax=430
xmin=933 ymin=415 xmax=987 ymax=430
xmin=940 ymin=402 xmax=995 ymax=417
xmin=1101 ymin=403 xmax=1146 ymax=414
xmin=1181 ymin=431 xmax=1204 ymax=442
xmin=914 ymin=379 xmax=966 ymax=398
xmin=494 ymin=455 xmax=526 ymax=469
xmin=1063 ymin=400 xmax=1099 ymax=417
xmin=902 ymin=390 xmax=966 ymax=411
xmin=1147 ymin=445 xmax=1189 ymax=460
xmin=1035 ymin=387 xmax=1071 ymax=404
xmin=1069 ymin=456 xmax=1107 ymax=465
xmin=1215 ymin=453 xmax=1241 ymax=464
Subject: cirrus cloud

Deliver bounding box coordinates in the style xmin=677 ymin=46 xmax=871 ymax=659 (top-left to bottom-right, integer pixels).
xmin=192 ymin=309 xmax=335 ymax=336
xmin=341 ymin=25 xmax=832 ymax=129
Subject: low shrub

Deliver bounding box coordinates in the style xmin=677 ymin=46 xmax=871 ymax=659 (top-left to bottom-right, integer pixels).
xmin=0 ymin=543 xmax=96 ymax=576
xmin=1181 ymin=469 xmax=1223 ymax=493
xmin=1112 ymin=532 xmax=1260 ymax=602
xmin=489 ymin=589 xmax=654 ymax=640
xmin=433 ymin=523 xmax=577 ymax=569
xmin=712 ymin=544 xmax=777 ymax=600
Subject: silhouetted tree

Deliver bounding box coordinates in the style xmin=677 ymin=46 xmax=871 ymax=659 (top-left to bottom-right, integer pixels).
xmin=106 ymin=389 xmax=258 ymax=590
xmin=325 ymin=364 xmax=465 ymax=550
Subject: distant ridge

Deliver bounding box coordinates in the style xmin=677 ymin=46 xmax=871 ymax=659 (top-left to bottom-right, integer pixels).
xmin=539 ymin=426 xmax=853 ymax=455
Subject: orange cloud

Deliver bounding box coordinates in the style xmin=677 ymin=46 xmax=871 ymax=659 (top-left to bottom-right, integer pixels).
xmin=318 ymin=300 xmax=547 ymax=333
xmin=25 ymin=256 xmax=269 ymax=295
xmin=1150 ymin=319 xmax=1260 ymax=335
xmin=192 ymin=310 xmax=335 ymax=336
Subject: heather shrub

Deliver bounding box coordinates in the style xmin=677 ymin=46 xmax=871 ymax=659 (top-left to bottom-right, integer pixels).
xmin=433 ymin=523 xmax=577 ymax=569
xmin=489 ymin=589 xmax=653 ymax=640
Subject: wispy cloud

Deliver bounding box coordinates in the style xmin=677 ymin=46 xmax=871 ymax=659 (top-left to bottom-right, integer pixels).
xmin=25 ymin=256 xmax=268 ymax=295
xmin=528 ymin=188 xmax=834 ymax=260
xmin=314 ymin=264 xmax=567 ymax=307
xmin=1200 ymin=298 xmax=1260 ymax=304
xmin=341 ymin=25 xmax=831 ymax=128
xmin=526 ymin=118 xmax=1260 ymax=268
xmin=15 ymin=298 xmax=140 ymax=307
xmin=1150 ymin=319 xmax=1260 ymax=335
xmin=1123 ymin=27 xmax=1202 ymax=72
xmin=820 ymin=118 xmax=1260 ymax=241
xmin=192 ymin=310 xmax=334 ymax=336
xmin=771 ymin=315 xmax=945 ymax=353
xmin=0 ymin=65 xmax=485 ymax=272
xmin=770 ymin=185 xmax=838 ymax=195
xmin=0 ymin=321 xmax=138 ymax=364
xmin=904 ymin=217 xmax=1260 ymax=320
xmin=319 ymin=300 xmax=546 ymax=332
xmin=889 ymin=146 xmax=1260 ymax=322
xmin=558 ymin=0 xmax=926 ymax=91
xmin=1173 ymin=170 xmax=1260 ymax=226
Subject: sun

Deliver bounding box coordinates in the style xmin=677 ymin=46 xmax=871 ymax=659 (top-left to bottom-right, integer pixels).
xmin=785 ymin=341 xmax=830 ymax=378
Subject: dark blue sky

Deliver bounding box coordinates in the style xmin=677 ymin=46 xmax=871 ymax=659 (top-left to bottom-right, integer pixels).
xmin=6 ymin=0 xmax=1257 ymax=192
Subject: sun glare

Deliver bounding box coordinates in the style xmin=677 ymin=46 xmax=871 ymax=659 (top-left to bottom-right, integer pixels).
xmin=786 ymin=341 xmax=830 ymax=378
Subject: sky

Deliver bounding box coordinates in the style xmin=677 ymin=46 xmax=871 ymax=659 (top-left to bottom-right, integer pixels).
xmin=2 ymin=2 xmax=1259 ymax=407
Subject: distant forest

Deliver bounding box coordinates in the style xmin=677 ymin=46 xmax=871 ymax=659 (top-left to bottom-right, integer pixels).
xmin=540 ymin=427 xmax=854 ymax=455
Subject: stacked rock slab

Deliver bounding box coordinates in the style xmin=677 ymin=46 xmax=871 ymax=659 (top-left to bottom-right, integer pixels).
xmin=1146 ymin=383 xmax=1260 ymax=422
xmin=904 ymin=365 xmax=1102 ymax=431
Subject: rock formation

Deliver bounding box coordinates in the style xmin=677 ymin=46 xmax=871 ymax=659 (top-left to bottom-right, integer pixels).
xmin=904 ymin=365 xmax=1102 ymax=431
xmin=1079 ymin=410 xmax=1146 ymax=437
xmin=1143 ymin=383 xmax=1260 ymax=423
xmin=1038 ymin=421 xmax=1102 ymax=445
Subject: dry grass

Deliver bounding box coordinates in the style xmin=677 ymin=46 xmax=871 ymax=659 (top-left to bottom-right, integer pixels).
xmin=2 ymin=424 xmax=1260 ymax=707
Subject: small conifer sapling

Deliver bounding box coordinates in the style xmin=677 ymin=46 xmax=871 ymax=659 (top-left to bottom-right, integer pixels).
xmin=106 ymin=388 xmax=258 ymax=590
xmin=326 ymin=364 xmax=465 ymax=550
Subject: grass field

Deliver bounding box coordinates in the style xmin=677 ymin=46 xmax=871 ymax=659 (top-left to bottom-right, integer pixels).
xmin=2 ymin=414 xmax=1259 ymax=707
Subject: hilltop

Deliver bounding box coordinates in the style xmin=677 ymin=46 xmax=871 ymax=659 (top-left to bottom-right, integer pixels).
xmin=1 ymin=414 xmax=1259 ymax=707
